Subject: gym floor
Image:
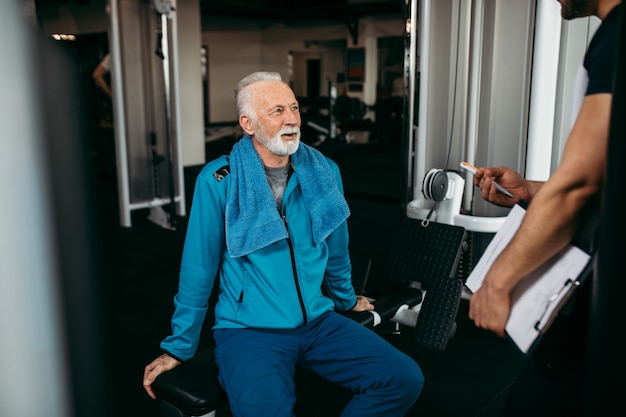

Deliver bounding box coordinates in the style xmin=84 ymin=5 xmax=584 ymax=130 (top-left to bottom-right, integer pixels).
xmin=93 ymin=133 xmax=525 ymax=417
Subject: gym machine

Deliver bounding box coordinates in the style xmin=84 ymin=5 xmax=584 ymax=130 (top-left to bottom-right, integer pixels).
xmin=108 ymin=0 xmax=185 ymax=229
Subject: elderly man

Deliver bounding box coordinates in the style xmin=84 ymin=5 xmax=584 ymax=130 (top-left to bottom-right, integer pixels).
xmin=143 ymin=71 xmax=424 ymax=417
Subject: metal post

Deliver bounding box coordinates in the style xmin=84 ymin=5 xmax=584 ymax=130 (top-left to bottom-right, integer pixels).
xmin=109 ymin=0 xmax=132 ymax=227
xmin=462 ymin=0 xmax=484 ymax=212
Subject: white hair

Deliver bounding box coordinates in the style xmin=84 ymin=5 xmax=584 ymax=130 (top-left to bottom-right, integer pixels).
xmin=234 ymin=71 xmax=283 ymax=119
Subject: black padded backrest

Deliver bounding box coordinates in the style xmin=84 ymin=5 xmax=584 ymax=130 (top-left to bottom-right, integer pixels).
xmin=383 ymin=218 xmax=466 ymax=351
xmin=387 ymin=217 xmax=467 ymax=289
xmin=350 ymin=254 xmax=372 ymax=295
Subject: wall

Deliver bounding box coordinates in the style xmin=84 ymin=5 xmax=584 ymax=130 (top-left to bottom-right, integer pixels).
xmin=202 ymin=30 xmax=264 ymax=123
xmin=202 ymin=16 xmax=404 ymax=124
xmin=175 ymin=0 xmax=204 ymax=166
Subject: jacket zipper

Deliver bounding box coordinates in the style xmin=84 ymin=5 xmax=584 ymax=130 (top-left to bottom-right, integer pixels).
xmin=280 ymin=207 xmax=308 ymax=324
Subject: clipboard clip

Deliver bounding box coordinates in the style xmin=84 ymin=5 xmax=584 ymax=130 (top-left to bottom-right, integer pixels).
xmin=534 ymin=278 xmax=578 ymax=331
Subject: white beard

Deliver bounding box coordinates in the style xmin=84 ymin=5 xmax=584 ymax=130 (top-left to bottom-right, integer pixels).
xmin=257 ymin=126 xmax=301 ymax=156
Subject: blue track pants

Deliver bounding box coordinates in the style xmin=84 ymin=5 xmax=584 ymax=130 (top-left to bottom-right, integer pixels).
xmin=214 ymin=311 xmax=424 ymax=417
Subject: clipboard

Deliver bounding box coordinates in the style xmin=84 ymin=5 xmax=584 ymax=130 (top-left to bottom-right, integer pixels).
xmin=465 ymin=204 xmax=592 ymax=353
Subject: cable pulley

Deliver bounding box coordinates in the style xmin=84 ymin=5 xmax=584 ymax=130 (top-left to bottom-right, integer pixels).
xmin=422 ymin=168 xmax=449 ymax=202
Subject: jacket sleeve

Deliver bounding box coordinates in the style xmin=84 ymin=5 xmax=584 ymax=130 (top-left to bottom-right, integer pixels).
xmin=321 ymin=159 xmax=357 ymax=311
xmin=160 ymin=163 xmax=227 ymax=360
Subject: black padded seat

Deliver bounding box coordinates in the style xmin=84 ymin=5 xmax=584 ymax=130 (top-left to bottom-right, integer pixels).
xmin=152 ymin=345 xmax=227 ymax=417
xmin=339 ymin=310 xmax=376 ymax=328
xmin=372 ymin=287 xmax=423 ymax=321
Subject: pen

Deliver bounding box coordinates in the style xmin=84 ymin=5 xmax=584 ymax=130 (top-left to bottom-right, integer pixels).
xmin=460 ymin=162 xmax=514 ymax=198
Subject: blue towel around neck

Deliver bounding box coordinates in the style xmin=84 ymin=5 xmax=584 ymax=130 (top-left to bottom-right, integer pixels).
xmin=225 ymin=135 xmax=350 ymax=258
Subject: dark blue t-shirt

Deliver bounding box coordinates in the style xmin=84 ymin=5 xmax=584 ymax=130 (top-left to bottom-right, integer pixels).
xmin=584 ymin=4 xmax=621 ymax=95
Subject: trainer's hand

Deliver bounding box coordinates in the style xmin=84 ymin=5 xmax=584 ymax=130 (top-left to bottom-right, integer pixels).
xmin=473 ymin=166 xmax=526 ymax=207
xmin=468 ymin=281 xmax=510 ymax=339
xmin=351 ymin=295 xmax=375 ymax=312
xmin=143 ymin=353 xmax=181 ymax=399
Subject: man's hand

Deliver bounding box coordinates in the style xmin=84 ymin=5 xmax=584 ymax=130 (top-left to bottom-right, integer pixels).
xmin=351 ymin=295 xmax=375 ymax=312
xmin=143 ymin=353 xmax=181 ymax=399
xmin=468 ymin=279 xmax=511 ymax=338
xmin=473 ymin=166 xmax=528 ymax=207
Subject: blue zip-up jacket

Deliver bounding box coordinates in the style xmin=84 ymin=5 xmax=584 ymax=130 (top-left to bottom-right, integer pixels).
xmin=160 ymin=155 xmax=356 ymax=361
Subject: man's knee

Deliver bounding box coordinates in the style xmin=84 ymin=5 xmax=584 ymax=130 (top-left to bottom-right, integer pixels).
xmin=392 ymin=356 xmax=424 ymax=399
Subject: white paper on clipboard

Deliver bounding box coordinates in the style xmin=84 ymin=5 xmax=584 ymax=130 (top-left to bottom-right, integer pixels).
xmin=465 ymin=204 xmax=591 ymax=353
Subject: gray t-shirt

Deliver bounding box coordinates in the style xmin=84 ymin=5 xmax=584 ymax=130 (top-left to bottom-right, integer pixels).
xmin=264 ymin=164 xmax=290 ymax=208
